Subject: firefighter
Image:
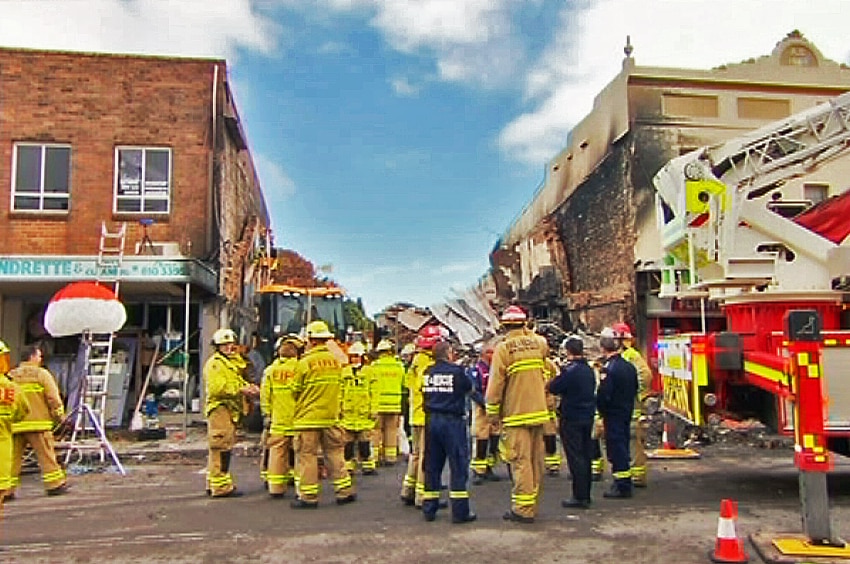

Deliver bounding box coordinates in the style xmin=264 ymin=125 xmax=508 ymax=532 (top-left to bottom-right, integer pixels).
xmin=421 ymin=341 xmax=477 ymax=524
xmin=367 ymin=339 xmax=405 ymax=466
xmin=341 ymin=342 xmax=376 ymax=475
xmin=548 ymin=336 xmax=596 ymax=509
xmin=9 ymin=344 xmax=68 ymax=498
xmin=261 ymin=334 xmax=304 ymax=499
xmin=204 ymin=328 xmax=259 ymax=498
xmin=613 ymin=322 xmax=653 ymax=488
xmin=400 ymin=324 xmax=442 ymax=507
xmin=542 ymin=355 xmax=562 ymax=476
xmin=1 ymin=341 xmax=29 ymax=508
xmin=597 ymin=327 xmax=639 ymax=499
xmin=469 ymin=343 xmax=502 ymax=485
xmin=486 ymin=306 xmax=550 ymax=524
xmin=399 ymin=342 xmax=415 ymax=440
xmin=291 ymin=320 xmax=355 ymax=508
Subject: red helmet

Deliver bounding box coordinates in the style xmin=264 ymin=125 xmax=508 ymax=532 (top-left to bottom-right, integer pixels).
xmin=416 ymin=325 xmax=443 ymax=350
xmin=500 ymin=305 xmax=527 ymax=324
xmin=612 ymin=322 xmax=633 ymax=339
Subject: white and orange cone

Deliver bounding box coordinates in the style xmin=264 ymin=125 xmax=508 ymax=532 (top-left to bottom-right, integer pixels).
xmin=710 ymin=499 xmax=749 ymax=563
xmin=647 ymin=419 xmax=700 ymax=459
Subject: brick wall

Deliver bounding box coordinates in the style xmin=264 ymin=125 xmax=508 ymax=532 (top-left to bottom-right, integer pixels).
xmin=0 ymin=48 xmax=218 ymax=257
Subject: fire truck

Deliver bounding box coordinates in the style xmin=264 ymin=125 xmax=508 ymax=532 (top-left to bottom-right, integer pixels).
xmin=652 ymin=91 xmax=850 ymax=457
xmin=651 ymin=92 xmax=850 ymax=547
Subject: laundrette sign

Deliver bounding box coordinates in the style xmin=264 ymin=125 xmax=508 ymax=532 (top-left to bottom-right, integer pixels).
xmin=0 ymin=257 xmax=190 ymax=280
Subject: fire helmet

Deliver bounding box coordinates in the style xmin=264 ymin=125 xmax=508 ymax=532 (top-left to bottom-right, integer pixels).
xmin=275 ymin=333 xmax=305 ymax=352
xmin=211 ymin=328 xmax=237 ymax=346
xmin=612 ymin=322 xmax=633 ymax=339
xmin=400 ymin=343 xmax=415 ymax=356
xmin=348 ymin=342 xmax=366 ymax=356
xmin=500 ymin=305 xmax=527 ymax=325
xmin=415 ymin=325 xmax=443 ymax=350
xmin=375 ymin=339 xmax=394 ymax=353
xmin=305 ymin=320 xmax=334 ymax=340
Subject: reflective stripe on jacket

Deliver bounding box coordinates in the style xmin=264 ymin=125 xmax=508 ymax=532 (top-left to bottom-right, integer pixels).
xmin=292 ymin=344 xmax=342 ymax=429
xmin=9 ymin=362 xmax=64 ymax=434
xmin=486 ymin=328 xmax=550 ymax=427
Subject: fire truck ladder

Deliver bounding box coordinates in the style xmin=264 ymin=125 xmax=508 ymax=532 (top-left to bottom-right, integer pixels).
xmin=64 ymin=222 xmax=127 ymax=474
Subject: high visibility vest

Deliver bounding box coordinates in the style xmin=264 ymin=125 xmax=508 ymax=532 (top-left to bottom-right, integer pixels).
xmin=9 ymin=362 xmax=64 ymax=434
xmin=204 ymin=352 xmax=250 ymax=422
xmin=486 ymin=328 xmax=550 ymax=428
xmin=341 ymin=365 xmax=374 ymax=432
xmin=368 ymin=355 xmax=405 ymax=415
xmin=292 ymin=345 xmax=342 ymax=430
xmin=406 ymin=351 xmax=434 ymax=427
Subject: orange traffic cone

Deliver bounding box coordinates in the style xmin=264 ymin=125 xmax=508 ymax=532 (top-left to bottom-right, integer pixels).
xmin=661 ymin=422 xmax=675 ymax=449
xmin=710 ymin=499 xmax=749 ymax=563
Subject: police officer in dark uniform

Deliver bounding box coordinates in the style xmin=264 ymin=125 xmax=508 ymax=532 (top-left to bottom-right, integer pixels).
xmin=421 ymin=341 xmax=478 ymax=524
xmin=548 ymin=335 xmax=596 ymax=509
xmin=597 ymin=328 xmax=638 ymax=499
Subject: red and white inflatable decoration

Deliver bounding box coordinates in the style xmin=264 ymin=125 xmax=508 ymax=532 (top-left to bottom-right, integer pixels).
xmin=44 ymin=281 xmax=127 ymax=337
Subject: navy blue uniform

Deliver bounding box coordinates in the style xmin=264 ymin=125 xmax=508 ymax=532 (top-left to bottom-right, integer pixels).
xmin=422 ymin=360 xmax=473 ymax=521
xmin=549 ymin=358 xmax=596 ymax=503
xmin=597 ymin=354 xmax=638 ymax=494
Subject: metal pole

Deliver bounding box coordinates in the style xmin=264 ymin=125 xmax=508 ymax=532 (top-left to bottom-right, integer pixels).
xmin=183 ymin=282 xmax=190 ymax=440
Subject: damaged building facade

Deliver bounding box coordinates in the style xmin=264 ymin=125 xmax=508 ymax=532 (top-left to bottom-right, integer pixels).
xmin=491 ymin=32 xmax=850 ymax=356
xmin=0 ymin=48 xmax=271 ymax=424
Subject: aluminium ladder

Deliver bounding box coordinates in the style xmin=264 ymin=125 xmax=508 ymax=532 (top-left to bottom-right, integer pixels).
xmin=64 ymin=221 xmax=127 ymax=473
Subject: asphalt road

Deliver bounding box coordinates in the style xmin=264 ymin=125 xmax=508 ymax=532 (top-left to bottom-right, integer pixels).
xmin=3 ymin=441 xmax=850 ymax=563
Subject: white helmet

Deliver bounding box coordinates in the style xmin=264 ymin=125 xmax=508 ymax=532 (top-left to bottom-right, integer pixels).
xmin=375 ymin=339 xmax=394 ymax=353
xmin=212 ymin=328 xmax=237 ymax=346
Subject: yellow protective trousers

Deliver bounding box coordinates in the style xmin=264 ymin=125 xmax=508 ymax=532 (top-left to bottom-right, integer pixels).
xmin=12 ymin=431 xmax=65 ymax=492
xmin=295 ymin=426 xmax=353 ymax=503
xmin=207 ymin=406 xmax=237 ymax=497
xmin=266 ymin=433 xmax=295 ymax=495
xmin=400 ymin=425 xmax=424 ymax=505
xmin=372 ymin=413 xmax=400 ymax=464
xmin=504 ymin=424 xmax=545 ymax=519
xmin=630 ymin=417 xmax=648 ymax=486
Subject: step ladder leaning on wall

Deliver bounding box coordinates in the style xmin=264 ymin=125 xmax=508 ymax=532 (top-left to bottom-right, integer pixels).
xmin=62 ymin=222 xmax=127 ymax=474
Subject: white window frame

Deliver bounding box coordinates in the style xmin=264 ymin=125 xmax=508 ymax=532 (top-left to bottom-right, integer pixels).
xmin=113 ymin=146 xmax=172 ymax=215
xmin=11 ymin=142 xmax=72 ymax=213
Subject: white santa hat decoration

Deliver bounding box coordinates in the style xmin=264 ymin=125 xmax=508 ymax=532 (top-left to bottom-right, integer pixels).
xmin=44 ymin=281 xmax=127 ymax=337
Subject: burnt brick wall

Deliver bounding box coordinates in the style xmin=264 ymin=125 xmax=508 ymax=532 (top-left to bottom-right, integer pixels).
xmin=0 ymin=49 xmax=217 ymax=257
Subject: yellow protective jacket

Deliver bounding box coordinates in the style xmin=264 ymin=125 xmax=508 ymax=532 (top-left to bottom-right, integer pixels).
xmin=1 ymin=374 xmax=30 ymax=491
xmin=341 ymin=365 xmax=374 ymax=432
xmin=292 ymin=344 xmax=342 ymax=430
xmin=367 ymin=354 xmax=405 ymax=415
xmin=204 ymin=351 xmax=250 ymax=423
xmin=260 ymin=356 xmax=298 ymax=436
xmin=9 ymin=361 xmax=64 ymax=433
xmin=544 ymin=357 xmax=559 ymax=422
xmin=486 ymin=328 xmax=550 ymax=427
xmin=621 ymin=345 xmax=653 ymax=414
xmin=405 ymin=351 xmax=433 ymax=427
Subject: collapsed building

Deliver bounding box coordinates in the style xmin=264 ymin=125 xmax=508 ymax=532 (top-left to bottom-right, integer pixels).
xmin=489 ymin=31 xmax=850 ymax=355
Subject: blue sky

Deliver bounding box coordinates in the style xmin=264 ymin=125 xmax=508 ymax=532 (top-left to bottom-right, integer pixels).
xmin=1 ymin=1 xmax=848 ymax=315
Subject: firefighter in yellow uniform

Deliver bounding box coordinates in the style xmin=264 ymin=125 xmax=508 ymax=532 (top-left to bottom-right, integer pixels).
xmin=341 ymin=342 xmax=376 ymax=474
xmin=613 ymin=322 xmax=653 ymax=488
xmin=204 ymin=328 xmax=259 ymax=498
xmin=400 ymin=325 xmax=441 ymax=507
xmin=291 ymin=321 xmax=355 ymax=508
xmin=486 ymin=306 xmax=550 ymax=524
xmin=10 ymin=344 xmax=67 ymax=497
xmin=542 ymin=356 xmax=562 ymax=476
xmin=367 ymin=340 xmax=405 ymax=465
xmin=1 ymin=341 xmax=30 ymax=508
xmin=261 ymin=334 xmax=304 ymax=499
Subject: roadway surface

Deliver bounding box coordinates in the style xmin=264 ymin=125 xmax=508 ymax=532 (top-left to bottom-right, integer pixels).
xmin=3 ymin=439 xmax=850 ymax=563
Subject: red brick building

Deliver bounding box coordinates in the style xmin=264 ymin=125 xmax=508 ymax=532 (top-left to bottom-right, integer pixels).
xmin=0 ymin=47 xmax=271 ymax=423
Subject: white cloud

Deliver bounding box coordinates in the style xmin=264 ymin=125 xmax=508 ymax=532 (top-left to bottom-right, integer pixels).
xmin=0 ymin=0 xmax=276 ymax=60
xmin=390 ymin=76 xmax=420 ymax=97
xmin=498 ymin=0 xmax=849 ymax=166
xmin=254 ymin=153 xmax=296 ymax=201
xmin=437 ymin=261 xmax=479 ymax=275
